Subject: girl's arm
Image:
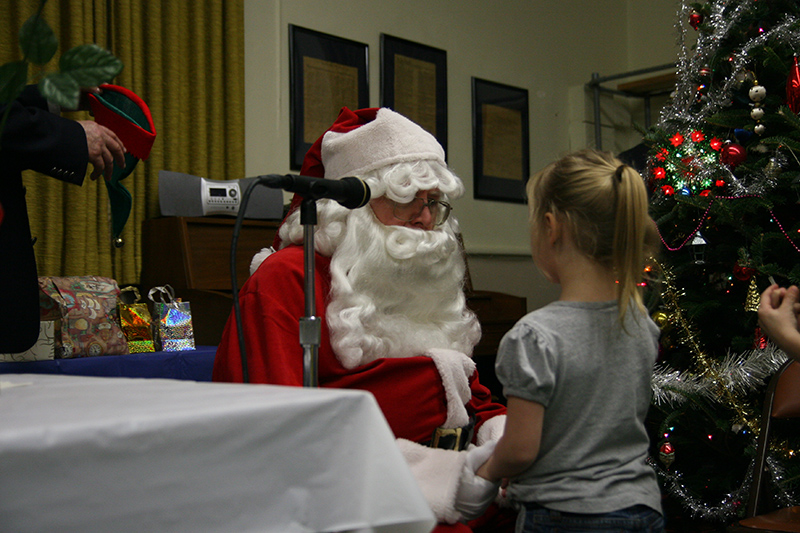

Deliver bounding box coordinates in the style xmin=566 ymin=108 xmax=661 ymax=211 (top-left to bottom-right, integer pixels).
xmin=476 ymin=396 xmax=544 ymax=482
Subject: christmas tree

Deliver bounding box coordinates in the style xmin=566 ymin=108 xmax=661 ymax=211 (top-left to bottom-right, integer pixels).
xmin=641 ymin=0 xmax=800 ymax=525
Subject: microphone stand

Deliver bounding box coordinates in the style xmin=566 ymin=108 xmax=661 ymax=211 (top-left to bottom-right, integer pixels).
xmin=299 ymin=197 xmax=320 ymax=387
xmin=234 ymin=173 xmax=368 ymax=388
xmin=232 ymin=178 xmax=321 ymax=387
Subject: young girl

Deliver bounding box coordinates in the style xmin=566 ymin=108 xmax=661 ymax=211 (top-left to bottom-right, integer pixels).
xmin=457 ymin=149 xmax=664 ymax=532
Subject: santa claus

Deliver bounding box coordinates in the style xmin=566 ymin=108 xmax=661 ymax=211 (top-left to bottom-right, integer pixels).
xmin=213 ymin=107 xmax=511 ymax=532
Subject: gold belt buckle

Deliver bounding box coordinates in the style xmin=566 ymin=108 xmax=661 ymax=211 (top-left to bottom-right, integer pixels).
xmin=431 ymin=426 xmax=462 ymax=450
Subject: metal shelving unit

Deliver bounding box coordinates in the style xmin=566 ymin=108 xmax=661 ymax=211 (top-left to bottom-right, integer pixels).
xmin=586 ymin=63 xmax=676 ymax=149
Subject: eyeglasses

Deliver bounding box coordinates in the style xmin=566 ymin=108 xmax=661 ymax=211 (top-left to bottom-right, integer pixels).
xmin=389 ymin=196 xmax=452 ymax=226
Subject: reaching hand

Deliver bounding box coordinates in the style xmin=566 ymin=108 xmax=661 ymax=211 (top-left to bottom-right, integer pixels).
xmin=758 ymin=284 xmax=800 ymax=360
xmin=78 ymin=120 xmax=126 ymax=181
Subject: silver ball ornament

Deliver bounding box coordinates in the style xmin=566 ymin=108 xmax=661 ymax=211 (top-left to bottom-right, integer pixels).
xmin=749 ymin=85 xmax=767 ymax=102
xmin=750 ymin=107 xmax=765 ymax=120
xmin=114 ymin=237 xmax=125 ymax=248
xmin=754 ymin=123 xmax=766 ymax=135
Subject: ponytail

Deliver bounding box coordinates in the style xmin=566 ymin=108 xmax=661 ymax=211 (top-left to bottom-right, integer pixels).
xmin=612 ymin=164 xmax=651 ymax=322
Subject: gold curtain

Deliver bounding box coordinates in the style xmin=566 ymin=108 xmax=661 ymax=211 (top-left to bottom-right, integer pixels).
xmin=0 ymin=0 xmax=244 ymax=286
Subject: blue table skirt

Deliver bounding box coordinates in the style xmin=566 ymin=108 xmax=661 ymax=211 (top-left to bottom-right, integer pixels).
xmin=0 ymin=346 xmax=217 ymax=382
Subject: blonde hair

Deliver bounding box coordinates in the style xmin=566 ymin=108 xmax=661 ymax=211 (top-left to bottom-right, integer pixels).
xmin=526 ymin=149 xmax=656 ymax=323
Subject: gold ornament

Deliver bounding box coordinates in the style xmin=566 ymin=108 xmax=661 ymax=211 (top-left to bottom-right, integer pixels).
xmin=652 ymin=311 xmax=670 ymax=330
xmin=745 ymin=276 xmax=759 ymax=312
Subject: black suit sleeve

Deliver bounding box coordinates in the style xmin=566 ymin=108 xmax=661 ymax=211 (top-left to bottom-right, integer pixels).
xmin=0 ymin=86 xmax=90 ymax=353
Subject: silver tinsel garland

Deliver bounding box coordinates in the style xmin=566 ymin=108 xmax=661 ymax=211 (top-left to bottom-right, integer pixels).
xmin=653 ymin=0 xmax=800 ymax=200
xmin=651 ymin=344 xmax=787 ymax=407
xmin=648 ymin=453 xmax=799 ymax=522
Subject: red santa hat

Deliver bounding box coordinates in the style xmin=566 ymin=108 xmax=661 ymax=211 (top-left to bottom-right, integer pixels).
xmin=273 ymin=106 xmax=446 ymax=249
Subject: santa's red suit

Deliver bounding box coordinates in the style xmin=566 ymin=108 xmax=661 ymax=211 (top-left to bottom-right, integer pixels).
xmin=213 ymin=246 xmax=510 ymax=532
xmin=213 ymin=107 xmax=513 ymax=532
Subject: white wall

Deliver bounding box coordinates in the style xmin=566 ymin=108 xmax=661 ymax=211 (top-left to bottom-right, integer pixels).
xmin=243 ymin=0 xmax=680 ymax=310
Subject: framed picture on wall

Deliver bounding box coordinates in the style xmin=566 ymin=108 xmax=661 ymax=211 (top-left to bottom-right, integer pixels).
xmin=380 ymin=34 xmax=447 ymax=154
xmin=471 ymin=77 xmax=529 ymax=203
xmin=289 ymin=24 xmax=369 ymax=170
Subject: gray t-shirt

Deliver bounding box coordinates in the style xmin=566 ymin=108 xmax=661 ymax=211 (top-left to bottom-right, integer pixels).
xmin=495 ymin=300 xmax=662 ymax=515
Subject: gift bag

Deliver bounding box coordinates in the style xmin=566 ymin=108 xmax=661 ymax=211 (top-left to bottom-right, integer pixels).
xmin=39 ymin=276 xmax=129 ymax=358
xmin=148 ymin=285 xmax=195 ymax=351
xmin=118 ymin=286 xmax=155 ymax=353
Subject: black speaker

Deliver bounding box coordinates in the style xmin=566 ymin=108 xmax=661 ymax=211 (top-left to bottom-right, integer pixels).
xmin=158 ymin=171 xmax=284 ymax=220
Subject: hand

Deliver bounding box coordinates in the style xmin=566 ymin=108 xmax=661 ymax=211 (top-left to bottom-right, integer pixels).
xmin=454 ymin=441 xmax=501 ymax=521
xmin=78 ymin=120 xmax=126 ymax=181
xmin=759 ymin=284 xmax=800 ymax=357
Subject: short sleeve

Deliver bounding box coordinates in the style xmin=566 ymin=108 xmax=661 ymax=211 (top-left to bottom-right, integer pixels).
xmin=494 ymin=321 xmax=557 ymax=407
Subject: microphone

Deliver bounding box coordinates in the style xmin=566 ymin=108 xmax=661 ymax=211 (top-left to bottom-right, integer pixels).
xmin=258 ymin=174 xmax=371 ymax=209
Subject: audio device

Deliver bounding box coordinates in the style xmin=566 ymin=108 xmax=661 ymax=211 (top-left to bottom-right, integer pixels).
xmin=158 ymin=170 xmax=285 ymax=219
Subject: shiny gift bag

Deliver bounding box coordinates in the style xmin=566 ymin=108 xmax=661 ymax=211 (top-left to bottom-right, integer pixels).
xmin=148 ymin=285 xmax=195 ymax=351
xmin=118 ymin=287 xmax=155 ymax=353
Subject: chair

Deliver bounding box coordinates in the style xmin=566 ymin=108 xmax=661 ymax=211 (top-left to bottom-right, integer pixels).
xmin=727 ymin=359 xmax=800 ymax=532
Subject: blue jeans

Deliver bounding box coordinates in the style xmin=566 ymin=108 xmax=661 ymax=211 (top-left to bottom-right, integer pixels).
xmin=518 ymin=502 xmax=665 ymax=533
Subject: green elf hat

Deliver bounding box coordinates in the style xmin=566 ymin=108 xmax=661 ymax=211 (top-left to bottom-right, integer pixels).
xmin=87 ymin=84 xmax=156 ymax=247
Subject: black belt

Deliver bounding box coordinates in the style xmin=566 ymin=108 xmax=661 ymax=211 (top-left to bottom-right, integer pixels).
xmin=425 ymin=416 xmax=475 ymax=451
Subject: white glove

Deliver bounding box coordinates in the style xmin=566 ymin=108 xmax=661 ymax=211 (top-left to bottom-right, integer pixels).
xmin=454 ymin=440 xmax=501 ymax=521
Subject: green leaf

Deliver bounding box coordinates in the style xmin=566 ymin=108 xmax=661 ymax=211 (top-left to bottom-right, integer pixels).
xmin=0 ymin=61 xmax=29 ymax=104
xmin=19 ymin=13 xmax=57 ymax=65
xmin=39 ymin=72 xmax=80 ymax=109
xmin=59 ymin=44 xmax=123 ymax=87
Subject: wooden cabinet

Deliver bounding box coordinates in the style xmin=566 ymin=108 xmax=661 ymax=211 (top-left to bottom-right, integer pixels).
xmin=141 ymin=217 xmax=279 ymax=292
xmin=140 ymin=217 xmax=279 ymax=346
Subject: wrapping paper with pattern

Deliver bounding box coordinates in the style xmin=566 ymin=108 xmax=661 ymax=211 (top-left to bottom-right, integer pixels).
xmin=39 ymin=276 xmax=129 ymax=358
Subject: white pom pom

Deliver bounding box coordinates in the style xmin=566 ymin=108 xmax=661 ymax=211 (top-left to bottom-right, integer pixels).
xmin=250 ymin=247 xmax=275 ymax=275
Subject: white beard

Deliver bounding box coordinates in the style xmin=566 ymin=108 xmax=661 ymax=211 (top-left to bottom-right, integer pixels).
xmin=325 ymin=207 xmax=480 ymax=368
xmin=278 ymin=200 xmax=481 ymax=369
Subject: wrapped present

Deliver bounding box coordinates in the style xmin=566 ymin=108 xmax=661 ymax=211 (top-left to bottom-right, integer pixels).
xmin=39 ymin=276 xmax=129 ymax=358
xmin=148 ymin=285 xmax=195 ymax=351
xmin=118 ymin=286 xmax=155 ymax=353
xmin=0 ymin=320 xmax=56 ymax=362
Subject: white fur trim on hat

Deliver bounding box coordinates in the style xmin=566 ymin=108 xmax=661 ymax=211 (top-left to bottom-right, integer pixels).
xmin=321 ymin=108 xmax=446 ymax=180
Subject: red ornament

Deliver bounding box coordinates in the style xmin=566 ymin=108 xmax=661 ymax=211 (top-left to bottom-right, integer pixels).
xmin=691 ymin=130 xmax=705 ymax=142
xmin=670 ymin=133 xmax=685 ymax=147
xmin=710 ymin=137 xmax=723 ymax=150
xmin=659 ymin=442 xmax=676 ymax=468
xmin=733 ymin=263 xmax=756 ymax=281
xmin=720 ymin=142 xmax=747 ymax=167
xmin=699 ymin=190 xmax=710 ymax=197
xmin=715 ymin=179 xmax=726 ymax=187
xmin=755 ymin=326 xmax=768 ymax=349
xmin=661 ymin=185 xmax=675 ymax=196
xmin=689 ymin=11 xmax=703 ymax=30
xmin=653 ymin=167 xmax=666 ymax=180
xmin=787 ymin=56 xmax=800 ymax=114
xmin=655 ymin=148 xmax=669 ymax=162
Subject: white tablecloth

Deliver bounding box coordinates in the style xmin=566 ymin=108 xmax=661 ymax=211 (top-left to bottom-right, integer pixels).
xmin=0 ymin=374 xmax=435 ymax=533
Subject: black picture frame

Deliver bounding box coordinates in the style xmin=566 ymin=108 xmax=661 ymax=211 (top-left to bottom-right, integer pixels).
xmin=471 ymin=77 xmax=529 ymax=203
xmin=380 ymin=34 xmax=447 ymax=155
xmin=289 ymin=25 xmax=369 ymax=170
